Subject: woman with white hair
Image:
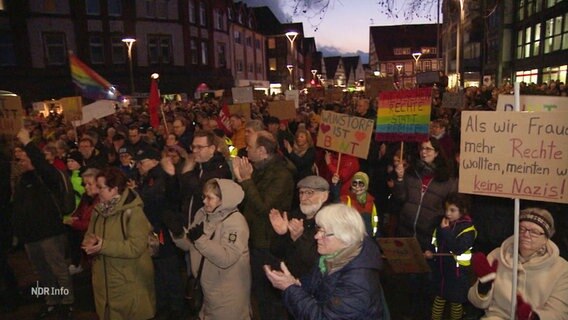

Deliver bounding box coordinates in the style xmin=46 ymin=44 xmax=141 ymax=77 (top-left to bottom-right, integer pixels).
xmin=264 ymin=203 xmax=388 ymax=319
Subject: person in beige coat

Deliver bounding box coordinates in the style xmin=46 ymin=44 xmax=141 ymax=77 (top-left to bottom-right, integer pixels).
xmin=83 ymin=167 xmax=155 ymax=320
xmin=174 ymin=178 xmax=251 ymax=319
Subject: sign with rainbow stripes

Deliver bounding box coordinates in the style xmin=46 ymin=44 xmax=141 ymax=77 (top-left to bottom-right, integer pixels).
xmin=375 ymin=87 xmax=432 ymax=142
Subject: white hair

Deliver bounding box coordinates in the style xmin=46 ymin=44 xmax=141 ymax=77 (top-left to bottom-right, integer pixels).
xmin=315 ymin=203 xmax=366 ymax=246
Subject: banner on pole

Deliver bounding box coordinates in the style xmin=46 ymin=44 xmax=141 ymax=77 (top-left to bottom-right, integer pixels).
xmin=316 ymin=110 xmax=374 ymax=159
xmin=375 ymin=87 xmax=432 ymax=141
xmin=459 ymin=111 xmax=568 ymax=204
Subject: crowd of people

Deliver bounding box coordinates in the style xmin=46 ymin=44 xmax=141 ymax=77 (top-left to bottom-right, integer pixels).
xmin=0 ymin=81 xmax=567 ymax=320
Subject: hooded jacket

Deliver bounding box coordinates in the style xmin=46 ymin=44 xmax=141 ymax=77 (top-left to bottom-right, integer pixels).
xmin=189 ymin=179 xmax=251 ymax=320
xmin=468 ymin=236 xmax=568 ymax=319
xmin=282 ymin=237 xmax=387 ymax=319
xmin=87 ymin=188 xmax=156 ymax=320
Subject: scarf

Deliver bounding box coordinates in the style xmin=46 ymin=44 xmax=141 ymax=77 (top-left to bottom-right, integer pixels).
xmin=318 ymin=241 xmax=362 ymax=275
xmin=293 ymin=142 xmax=309 ymax=157
xmin=95 ymin=195 xmax=121 ymax=218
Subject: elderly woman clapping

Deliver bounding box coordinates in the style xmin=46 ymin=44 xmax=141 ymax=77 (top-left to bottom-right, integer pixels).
xmin=264 ymin=203 xmax=389 ymax=319
xmin=468 ymin=208 xmax=568 ymax=320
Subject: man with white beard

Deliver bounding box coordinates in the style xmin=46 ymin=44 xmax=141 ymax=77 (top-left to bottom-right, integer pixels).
xmin=268 ymin=175 xmax=330 ymax=278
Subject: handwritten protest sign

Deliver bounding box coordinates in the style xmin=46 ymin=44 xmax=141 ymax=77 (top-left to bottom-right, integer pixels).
xmin=285 ymin=90 xmax=299 ymax=109
xmin=365 ymin=77 xmax=395 ymax=100
xmin=227 ymin=103 xmax=251 ymax=120
xmin=232 ymin=87 xmax=253 ymax=104
xmin=375 ymin=87 xmax=432 ymax=141
xmin=59 ymin=96 xmax=83 ymax=122
xmin=0 ymin=94 xmax=23 ymax=135
xmin=316 ymin=110 xmax=375 ymax=159
xmin=497 ymin=94 xmax=568 ymax=112
xmin=459 ymin=111 xmax=568 ymax=204
xmin=378 ymin=238 xmax=430 ymax=274
xmin=268 ymin=100 xmax=296 ymax=121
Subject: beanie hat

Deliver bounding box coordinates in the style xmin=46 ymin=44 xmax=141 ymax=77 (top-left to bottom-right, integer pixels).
xmin=66 ymin=150 xmax=84 ymax=165
xmin=520 ymin=208 xmax=555 ymax=238
xmin=351 ymin=172 xmax=369 ymax=190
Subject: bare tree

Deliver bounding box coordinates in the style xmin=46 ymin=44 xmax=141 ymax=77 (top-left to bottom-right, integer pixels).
xmin=289 ymin=0 xmax=439 ymax=31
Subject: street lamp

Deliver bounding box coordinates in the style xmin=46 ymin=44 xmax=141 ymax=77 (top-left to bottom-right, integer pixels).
xmin=122 ymin=37 xmax=136 ymax=94
xmin=287 ymin=64 xmax=294 ymax=90
xmin=412 ymin=52 xmax=422 ymax=85
xmin=456 ymin=0 xmax=465 ymax=88
xmin=285 ymin=31 xmax=299 ymax=90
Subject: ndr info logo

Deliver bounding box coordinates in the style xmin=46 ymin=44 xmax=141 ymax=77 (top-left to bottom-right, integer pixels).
xmin=30 ymin=281 xmax=70 ymax=298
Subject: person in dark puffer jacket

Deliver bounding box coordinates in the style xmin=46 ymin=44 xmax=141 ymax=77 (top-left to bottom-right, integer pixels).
xmin=264 ymin=204 xmax=389 ymax=320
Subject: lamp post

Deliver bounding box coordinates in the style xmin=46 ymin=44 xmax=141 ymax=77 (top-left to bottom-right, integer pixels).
xmin=285 ymin=31 xmax=298 ymax=90
xmin=412 ymin=52 xmax=422 ymax=85
xmin=122 ymin=37 xmax=136 ymax=94
xmin=287 ymin=64 xmax=294 ymax=90
xmin=456 ymin=0 xmax=465 ymax=88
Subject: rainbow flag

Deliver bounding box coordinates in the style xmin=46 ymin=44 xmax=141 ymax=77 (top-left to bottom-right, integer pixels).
xmin=69 ymin=51 xmax=120 ymax=100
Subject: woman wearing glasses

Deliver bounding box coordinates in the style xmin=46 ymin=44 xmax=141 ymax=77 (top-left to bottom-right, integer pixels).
xmin=392 ymin=137 xmax=457 ymax=318
xmin=468 ymin=208 xmax=568 ymax=320
xmin=264 ymin=203 xmax=388 ymax=319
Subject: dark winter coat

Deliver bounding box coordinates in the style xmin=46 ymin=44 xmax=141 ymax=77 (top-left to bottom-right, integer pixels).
xmin=240 ymin=155 xmax=295 ymax=249
xmin=284 ymin=146 xmax=316 ymax=182
xmin=270 ymin=208 xmax=319 ymax=278
xmin=429 ymin=216 xmax=476 ymax=303
xmin=282 ymin=237 xmax=387 ymax=319
xmin=13 ymin=143 xmax=66 ymax=243
xmin=393 ymin=168 xmax=457 ymax=250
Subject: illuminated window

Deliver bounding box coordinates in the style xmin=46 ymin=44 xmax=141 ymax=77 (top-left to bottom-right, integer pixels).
xmin=524 ymin=26 xmax=532 ymax=58
xmin=268 ymin=38 xmax=275 ymax=49
xmin=544 ymin=15 xmax=564 ymax=53
xmin=201 ymin=41 xmax=208 ymax=65
xmin=515 ymin=69 xmax=538 ymax=84
xmin=234 ymin=31 xmax=242 ymax=44
xmin=199 ymin=1 xmax=207 ymax=26
xmin=269 ymin=58 xmax=276 ymax=71
xmin=533 ymin=23 xmax=541 ymax=56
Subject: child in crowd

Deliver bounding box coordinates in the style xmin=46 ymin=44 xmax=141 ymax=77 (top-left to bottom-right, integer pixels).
xmin=339 ymin=172 xmax=379 ymax=237
xmin=425 ymin=192 xmax=477 ymax=320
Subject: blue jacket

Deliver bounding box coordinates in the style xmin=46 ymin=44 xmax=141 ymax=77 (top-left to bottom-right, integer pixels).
xmin=282 ymin=237 xmax=388 ymax=319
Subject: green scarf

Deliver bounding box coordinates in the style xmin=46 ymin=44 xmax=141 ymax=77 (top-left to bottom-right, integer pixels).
xmin=318 ymin=241 xmax=363 ymax=275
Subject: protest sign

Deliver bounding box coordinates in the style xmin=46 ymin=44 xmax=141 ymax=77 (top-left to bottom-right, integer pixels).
xmin=378 ymin=238 xmax=431 ymax=274
xmin=325 ymin=88 xmax=343 ymax=103
xmin=442 ymin=91 xmax=464 ymax=109
xmin=316 ymin=110 xmax=375 ymax=159
xmin=459 ymin=111 xmax=568 ymax=204
xmin=497 ymin=94 xmax=568 ymax=112
xmin=227 ymin=103 xmax=251 ymax=120
xmin=72 ymin=100 xmax=116 ymax=127
xmin=59 ymin=96 xmax=83 ymax=122
xmin=268 ymin=100 xmax=296 ymax=121
xmin=232 ymin=87 xmax=254 ymax=104
xmin=375 ymin=87 xmax=432 ymax=141
xmin=285 ymin=90 xmax=299 ymax=109
xmin=0 ymin=94 xmax=23 ymax=135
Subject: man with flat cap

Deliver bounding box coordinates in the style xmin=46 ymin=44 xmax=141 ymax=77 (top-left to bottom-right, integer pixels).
xmin=268 ymin=175 xmax=331 ymax=279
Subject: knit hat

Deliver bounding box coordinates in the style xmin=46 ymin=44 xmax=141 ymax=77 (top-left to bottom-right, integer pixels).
xmin=351 ymin=172 xmax=369 ymax=190
xmin=520 ymin=208 xmax=555 ymax=238
xmin=66 ymin=150 xmax=83 ymax=165
xmin=134 ymin=147 xmax=161 ymax=161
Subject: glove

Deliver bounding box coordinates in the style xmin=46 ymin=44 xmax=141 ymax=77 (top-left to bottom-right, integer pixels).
xmin=516 ymin=294 xmax=535 ymax=320
xmin=171 ymin=233 xmax=192 ymax=251
xmin=163 ymin=210 xmax=185 ymax=238
xmin=187 ymin=222 xmax=205 ymax=242
xmin=472 ymin=252 xmax=498 ymax=283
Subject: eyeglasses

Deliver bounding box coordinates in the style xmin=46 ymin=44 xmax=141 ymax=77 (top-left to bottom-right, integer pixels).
xmin=316 ymin=226 xmax=334 ymax=238
xmin=519 ymin=226 xmax=545 ymax=237
xmin=351 ymin=180 xmax=365 ymax=187
xmin=191 ymin=144 xmax=212 ymax=151
xmin=298 ymin=190 xmax=315 ymax=198
xmin=420 ymin=146 xmax=436 ymax=152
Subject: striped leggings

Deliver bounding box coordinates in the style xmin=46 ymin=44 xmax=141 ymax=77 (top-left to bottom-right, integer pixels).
xmin=431 ymin=295 xmax=463 ymax=320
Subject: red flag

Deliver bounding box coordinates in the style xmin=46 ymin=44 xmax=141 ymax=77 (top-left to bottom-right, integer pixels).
xmin=148 ymin=78 xmax=160 ymax=129
xmin=216 ymin=104 xmax=232 ymax=135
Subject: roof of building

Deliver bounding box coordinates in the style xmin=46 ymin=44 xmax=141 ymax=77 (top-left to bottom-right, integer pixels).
xmin=370 ymin=24 xmax=440 ymax=60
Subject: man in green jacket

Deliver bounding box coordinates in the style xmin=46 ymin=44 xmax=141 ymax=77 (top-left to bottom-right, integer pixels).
xmin=233 ymin=130 xmax=295 ymax=320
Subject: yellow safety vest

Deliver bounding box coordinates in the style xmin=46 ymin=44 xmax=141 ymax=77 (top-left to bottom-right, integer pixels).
xmin=431 ymin=225 xmax=477 ymax=267
xmin=224 ymin=137 xmax=238 ymax=157
xmin=346 ymin=195 xmax=379 ymax=237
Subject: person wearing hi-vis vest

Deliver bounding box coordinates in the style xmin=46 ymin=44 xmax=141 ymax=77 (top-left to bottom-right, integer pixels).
xmin=339 ymin=172 xmax=379 ymax=237
xmin=424 ymin=193 xmax=477 ymax=320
